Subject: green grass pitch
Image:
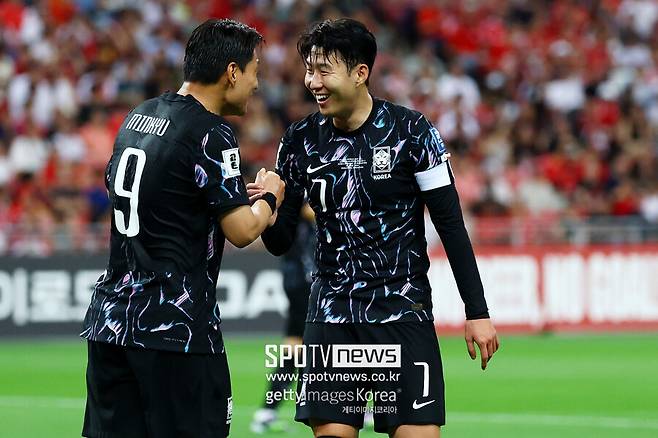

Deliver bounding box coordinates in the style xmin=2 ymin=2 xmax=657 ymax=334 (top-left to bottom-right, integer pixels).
xmin=1 ymin=333 xmax=657 ymax=437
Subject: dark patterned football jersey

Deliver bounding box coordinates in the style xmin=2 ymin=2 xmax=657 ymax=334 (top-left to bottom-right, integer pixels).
xmin=81 ymin=92 xmax=249 ymax=353
xmin=275 ymin=97 xmax=451 ymax=323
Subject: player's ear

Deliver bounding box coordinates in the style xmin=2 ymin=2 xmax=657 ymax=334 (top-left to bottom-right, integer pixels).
xmin=355 ymin=63 xmax=369 ymax=87
xmin=226 ymin=62 xmax=239 ymax=87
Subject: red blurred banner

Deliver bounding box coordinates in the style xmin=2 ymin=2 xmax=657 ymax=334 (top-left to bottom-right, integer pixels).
xmin=430 ymin=245 xmax=658 ymax=334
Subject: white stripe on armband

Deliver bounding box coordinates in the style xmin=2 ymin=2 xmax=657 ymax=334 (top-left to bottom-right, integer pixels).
xmin=415 ymin=161 xmax=452 ymax=191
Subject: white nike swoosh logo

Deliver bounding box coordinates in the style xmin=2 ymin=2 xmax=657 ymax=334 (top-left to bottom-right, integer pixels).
xmin=306 ymin=163 xmax=331 ymax=174
xmin=412 ymin=399 xmax=435 ymax=410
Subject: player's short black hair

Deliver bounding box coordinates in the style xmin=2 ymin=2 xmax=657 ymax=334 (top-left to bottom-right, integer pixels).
xmin=183 ymin=19 xmax=263 ymax=84
xmin=297 ymin=18 xmax=377 ymax=85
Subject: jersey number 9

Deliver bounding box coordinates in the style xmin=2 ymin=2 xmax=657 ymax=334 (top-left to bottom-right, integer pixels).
xmin=113 ymin=147 xmax=146 ymax=237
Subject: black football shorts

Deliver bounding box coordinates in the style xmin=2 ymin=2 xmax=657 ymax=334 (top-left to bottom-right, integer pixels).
xmin=83 ymin=340 xmax=232 ymax=438
xmin=295 ymin=321 xmax=445 ymax=433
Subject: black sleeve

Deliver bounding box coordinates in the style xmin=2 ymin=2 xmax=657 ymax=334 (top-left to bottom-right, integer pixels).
xmin=261 ymin=185 xmax=305 ymax=256
xmin=197 ymin=123 xmax=249 ymax=215
xmin=421 ymin=167 xmax=490 ymax=320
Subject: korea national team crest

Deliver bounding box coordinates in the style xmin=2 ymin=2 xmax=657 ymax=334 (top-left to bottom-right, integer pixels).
xmin=372 ymin=146 xmax=392 ymax=179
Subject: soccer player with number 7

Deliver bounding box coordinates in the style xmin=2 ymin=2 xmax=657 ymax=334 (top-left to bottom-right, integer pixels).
xmin=80 ymin=19 xmax=284 ymax=438
xmin=248 ymin=18 xmax=499 ymax=438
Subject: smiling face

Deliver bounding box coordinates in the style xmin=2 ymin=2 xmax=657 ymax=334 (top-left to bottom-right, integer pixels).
xmin=304 ymin=47 xmax=368 ymax=118
xmin=224 ymin=49 xmax=260 ymax=116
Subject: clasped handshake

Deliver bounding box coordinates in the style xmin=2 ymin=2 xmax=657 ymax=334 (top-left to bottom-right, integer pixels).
xmin=247 ymin=168 xmax=286 ymax=223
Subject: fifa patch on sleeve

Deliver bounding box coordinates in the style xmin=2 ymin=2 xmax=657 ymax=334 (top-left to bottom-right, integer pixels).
xmin=430 ymin=126 xmax=446 ymax=153
xmin=221 ymin=148 xmax=241 ymax=178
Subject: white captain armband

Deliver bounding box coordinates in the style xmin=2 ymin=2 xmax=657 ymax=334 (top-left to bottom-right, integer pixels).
xmin=414 ymin=153 xmax=452 ymax=191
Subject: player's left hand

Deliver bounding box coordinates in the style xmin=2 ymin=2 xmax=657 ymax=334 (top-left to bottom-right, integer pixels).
xmin=465 ymin=318 xmax=499 ymax=370
xmin=247 ymin=182 xmax=264 ymax=203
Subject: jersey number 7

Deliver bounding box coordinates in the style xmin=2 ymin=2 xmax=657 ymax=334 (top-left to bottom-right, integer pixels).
xmin=311 ymin=178 xmax=328 ymax=212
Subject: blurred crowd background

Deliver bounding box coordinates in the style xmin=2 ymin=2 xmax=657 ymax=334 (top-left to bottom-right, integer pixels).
xmin=1 ymin=0 xmax=658 ymax=255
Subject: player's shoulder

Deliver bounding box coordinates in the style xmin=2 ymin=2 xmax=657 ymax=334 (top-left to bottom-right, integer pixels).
xmin=286 ymin=111 xmax=323 ymax=136
xmin=279 ymin=111 xmax=323 ymax=152
xmin=199 ymin=113 xmax=237 ymax=143
xmin=376 ymin=98 xmax=427 ymax=129
xmin=127 ymin=93 xmax=162 ymax=112
xmin=174 ymin=97 xmax=233 ymax=137
xmin=171 ymin=94 xmax=239 ymax=147
xmin=120 ymin=95 xmax=162 ymax=126
xmin=160 ymin=92 xmax=236 ymax=134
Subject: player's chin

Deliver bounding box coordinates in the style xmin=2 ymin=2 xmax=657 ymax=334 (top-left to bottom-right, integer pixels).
xmin=316 ymin=102 xmax=334 ymax=116
xmin=233 ymin=103 xmax=248 ymax=116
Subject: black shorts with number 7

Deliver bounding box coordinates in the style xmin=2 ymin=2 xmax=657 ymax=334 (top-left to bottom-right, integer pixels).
xmin=295 ymin=321 xmax=445 ymax=433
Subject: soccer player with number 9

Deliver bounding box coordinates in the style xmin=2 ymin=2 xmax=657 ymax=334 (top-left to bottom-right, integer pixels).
xmin=80 ymin=19 xmax=284 ymax=438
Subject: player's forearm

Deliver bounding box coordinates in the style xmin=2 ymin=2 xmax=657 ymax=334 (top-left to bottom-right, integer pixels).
xmin=261 ymin=188 xmax=304 ymax=255
xmin=438 ymin=216 xmax=490 ymax=319
xmin=220 ymin=200 xmax=274 ymax=248
xmin=261 ymin=222 xmax=295 ymax=255
xmin=246 ymin=198 xmax=276 ymax=240
xmin=422 ymin=184 xmax=490 ymax=320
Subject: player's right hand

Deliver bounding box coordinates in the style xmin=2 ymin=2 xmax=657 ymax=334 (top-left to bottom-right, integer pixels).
xmin=465 ymin=318 xmax=499 ymax=370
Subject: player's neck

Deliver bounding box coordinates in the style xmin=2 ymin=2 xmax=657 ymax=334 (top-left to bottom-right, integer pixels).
xmin=332 ymin=92 xmax=373 ymax=132
xmin=177 ymin=82 xmax=223 ymax=115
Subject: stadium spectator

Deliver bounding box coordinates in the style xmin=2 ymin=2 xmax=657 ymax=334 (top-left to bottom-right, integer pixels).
xmin=0 ymin=142 xmax=13 ymax=187
xmin=8 ymin=118 xmax=49 ymax=177
xmin=52 ymin=114 xmax=87 ymax=163
xmin=78 ymin=108 xmax=113 ymax=170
